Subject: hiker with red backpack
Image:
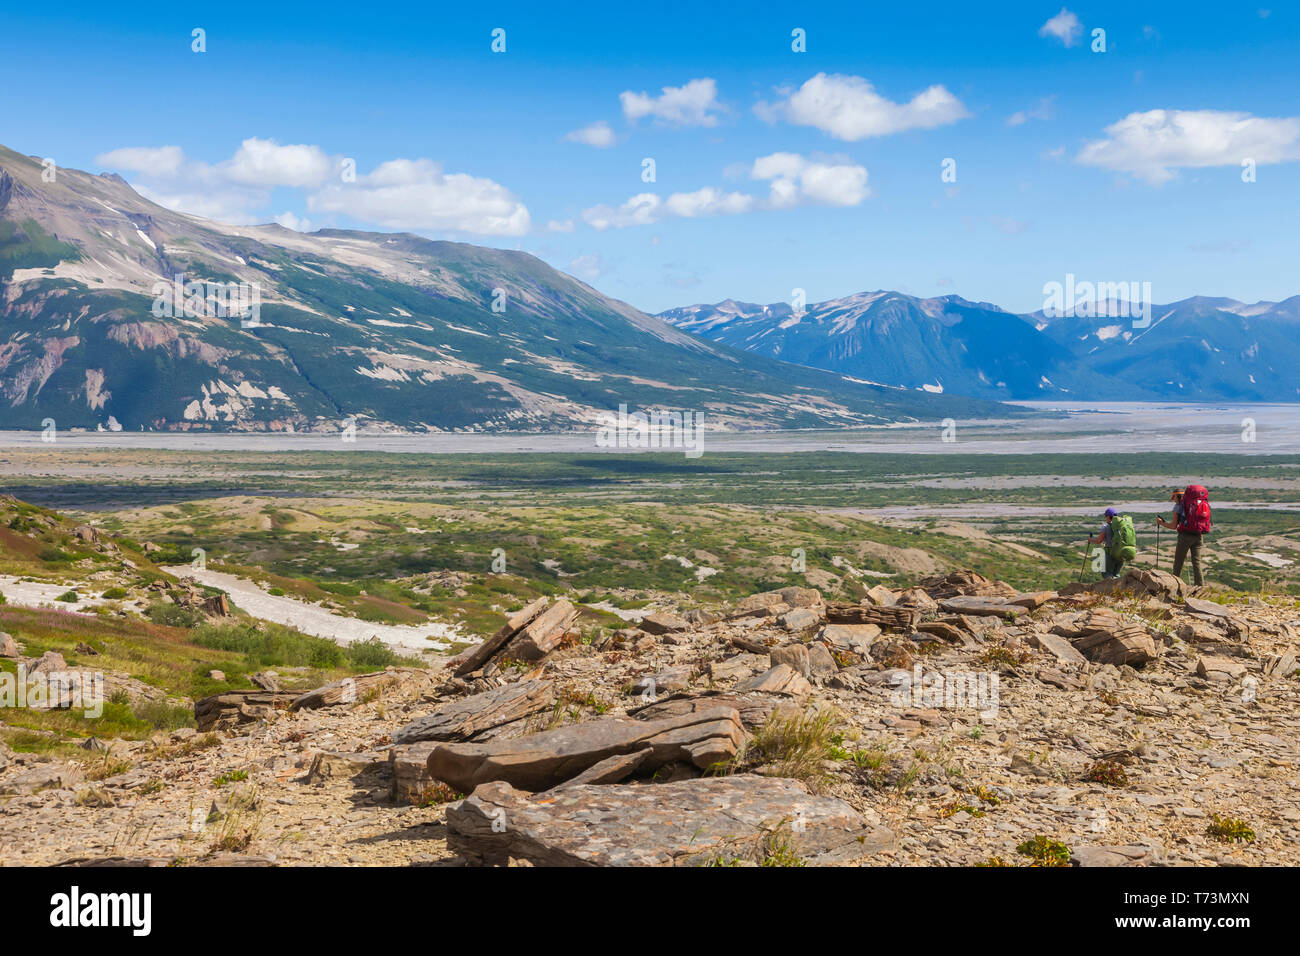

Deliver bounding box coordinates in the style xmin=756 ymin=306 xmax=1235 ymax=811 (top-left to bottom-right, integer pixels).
xmin=1157 ymin=485 xmax=1211 ymax=586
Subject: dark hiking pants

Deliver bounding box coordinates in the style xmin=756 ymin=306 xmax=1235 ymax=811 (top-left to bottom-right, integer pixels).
xmin=1173 ymin=530 xmax=1204 ymax=585
xmin=1103 ymin=553 xmax=1125 ymax=579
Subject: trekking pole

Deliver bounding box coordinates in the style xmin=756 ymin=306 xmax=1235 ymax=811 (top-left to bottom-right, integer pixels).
xmin=1077 ymin=539 xmax=1092 ymax=582
xmin=1155 ymin=522 xmax=1160 ymax=569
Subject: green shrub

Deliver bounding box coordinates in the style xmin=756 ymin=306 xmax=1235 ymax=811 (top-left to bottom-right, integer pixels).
xmin=1016 ymin=836 xmax=1071 ymax=867
xmin=147 ymin=602 xmax=206 ymax=629
xmin=1206 ymin=815 xmax=1255 ymax=843
xmin=318 ymin=581 xmax=362 ymax=597
xmin=189 ymin=621 xmax=345 ymax=670
xmin=133 ymin=699 xmax=196 ymax=732
xmin=346 ymin=637 xmax=406 ymax=669
xmin=56 ymin=590 xmax=79 ymax=603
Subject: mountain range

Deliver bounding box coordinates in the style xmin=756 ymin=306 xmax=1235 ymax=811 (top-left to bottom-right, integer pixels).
xmin=660 ymin=290 xmax=1300 ymax=402
xmin=0 ymin=145 xmax=1003 ymax=433
xmin=5 ymin=143 xmax=1294 ymax=435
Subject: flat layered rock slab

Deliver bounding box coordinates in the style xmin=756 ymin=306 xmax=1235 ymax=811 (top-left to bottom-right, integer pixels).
xmin=453 ymin=597 xmax=549 ymax=676
xmin=394 ymin=680 xmax=554 ymax=744
xmin=446 ymin=777 xmax=893 ymax=867
xmin=426 ymin=707 xmax=745 ymax=793
xmin=290 ymin=669 xmax=423 ymax=712
xmin=734 ymin=663 xmax=812 ymax=696
xmin=915 ymin=620 xmax=974 ymax=646
xmin=1074 ymin=628 xmax=1158 ymax=667
xmin=1008 ymin=591 xmax=1057 ymax=610
xmin=825 ymin=603 xmax=919 ymax=631
xmin=502 ymin=599 xmax=580 ymax=662
xmin=630 ymin=692 xmax=785 ymax=730
xmin=639 ymin=611 xmax=689 ymax=635
xmin=0 ymin=762 xmax=85 ymax=795
xmin=818 ymin=623 xmax=881 ymax=655
xmin=1028 ymin=631 xmax=1088 ymax=665
xmin=917 ymin=570 xmax=1016 ymax=599
xmin=391 ymin=741 xmax=441 ymax=804
xmin=1123 ymin=568 xmax=1186 ymax=601
xmin=1183 ymin=597 xmax=1234 ymax=619
xmin=937 ymin=597 xmax=1023 ymax=617
xmin=305 ymin=749 xmax=390 ymax=785
xmin=194 ymin=690 xmax=297 ymax=732
xmin=1066 ymin=610 xmax=1158 ymax=666
xmin=1196 ymin=655 xmax=1248 ymax=681
xmin=733 ymin=586 xmax=823 ymax=618
xmin=779 ymin=606 xmax=823 ymax=634
xmin=548 ymin=748 xmax=653 ymax=790
xmin=1070 ymin=843 xmax=1163 ymax=867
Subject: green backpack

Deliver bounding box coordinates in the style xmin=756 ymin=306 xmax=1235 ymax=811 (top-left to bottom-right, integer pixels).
xmin=1109 ymin=514 xmax=1137 ymax=561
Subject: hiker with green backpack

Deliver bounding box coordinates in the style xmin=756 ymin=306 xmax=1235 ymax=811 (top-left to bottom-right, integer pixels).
xmin=1090 ymin=507 xmax=1137 ymax=579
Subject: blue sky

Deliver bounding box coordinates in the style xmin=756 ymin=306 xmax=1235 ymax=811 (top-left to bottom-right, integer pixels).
xmin=2 ymin=1 xmax=1297 ymax=314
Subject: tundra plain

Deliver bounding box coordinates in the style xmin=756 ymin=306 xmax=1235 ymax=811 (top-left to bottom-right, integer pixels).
xmin=1 ymin=440 xmax=1298 ymax=866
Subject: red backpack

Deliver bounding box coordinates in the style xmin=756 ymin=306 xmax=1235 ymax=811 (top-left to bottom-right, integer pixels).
xmin=1180 ymin=484 xmax=1212 ymax=533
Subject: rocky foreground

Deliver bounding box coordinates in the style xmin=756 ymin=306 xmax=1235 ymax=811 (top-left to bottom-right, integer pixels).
xmin=2 ymin=568 xmax=1298 ymax=867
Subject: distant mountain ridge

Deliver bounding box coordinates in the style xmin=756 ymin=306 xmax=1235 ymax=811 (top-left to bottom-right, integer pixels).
xmin=1029 ymin=295 xmax=1300 ymax=401
xmin=0 ymin=144 xmax=1008 ymax=432
xmin=661 ymin=290 xmax=1300 ymax=402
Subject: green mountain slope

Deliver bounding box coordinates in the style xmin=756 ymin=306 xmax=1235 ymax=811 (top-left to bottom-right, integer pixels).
xmin=0 ymin=145 xmax=1011 ymax=432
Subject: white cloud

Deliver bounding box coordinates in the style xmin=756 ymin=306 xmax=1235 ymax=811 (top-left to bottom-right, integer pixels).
xmin=274 ymin=211 xmax=314 ymax=232
xmin=99 ymin=138 xmax=336 ymax=192
xmin=98 ymin=139 xmax=336 ymax=225
xmin=96 ymin=146 xmax=185 ymax=177
xmin=582 ymin=152 xmax=868 ymax=229
xmin=98 ymin=139 xmax=531 ymax=235
xmin=131 ymin=184 xmax=265 ymax=225
xmin=309 ymin=158 xmax=530 ymax=235
xmin=224 ymin=138 xmax=334 ymax=187
xmin=1039 ymin=8 xmax=1083 ymax=46
xmin=751 ymin=152 xmax=870 ymax=206
xmin=620 ymin=78 xmax=722 ymax=127
xmin=546 ymin=218 xmax=576 ymax=233
xmin=564 ymin=121 xmax=617 ymax=148
xmin=1077 ymin=108 xmax=1300 ymax=184
xmin=582 ymin=193 xmax=663 ymax=230
xmin=756 ymin=73 xmax=968 ymax=141
xmin=665 ymin=187 xmax=755 ymax=218
xmin=1007 ymin=95 xmax=1057 ymax=127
